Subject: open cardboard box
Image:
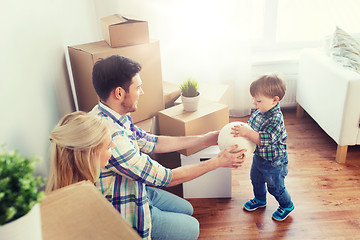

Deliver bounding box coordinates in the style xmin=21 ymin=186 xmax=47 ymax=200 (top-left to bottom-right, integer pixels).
xmin=158 ymin=101 xmax=229 ymax=156
xmin=163 ymin=81 xmax=181 ymax=108
xmin=41 ymin=181 xmax=140 ymax=240
xmin=101 ymin=14 xmax=149 ymax=47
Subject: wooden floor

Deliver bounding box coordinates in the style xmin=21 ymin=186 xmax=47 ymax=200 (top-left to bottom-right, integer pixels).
xmin=187 ymin=108 xmax=360 ymax=240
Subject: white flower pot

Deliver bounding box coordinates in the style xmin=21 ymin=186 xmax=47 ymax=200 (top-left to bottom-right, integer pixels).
xmin=181 ymin=93 xmax=200 ymax=112
xmin=0 ymin=203 xmax=42 ymax=240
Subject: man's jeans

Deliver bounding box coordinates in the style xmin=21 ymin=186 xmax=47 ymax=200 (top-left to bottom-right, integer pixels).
xmin=250 ymin=154 xmax=292 ymax=208
xmin=146 ymin=186 xmax=199 ymax=240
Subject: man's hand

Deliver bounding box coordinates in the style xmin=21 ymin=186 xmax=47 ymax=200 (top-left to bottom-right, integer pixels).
xmin=214 ymin=145 xmax=247 ymax=168
xmin=169 ymin=144 xmax=247 ymax=186
xmin=201 ymin=130 xmax=220 ymax=146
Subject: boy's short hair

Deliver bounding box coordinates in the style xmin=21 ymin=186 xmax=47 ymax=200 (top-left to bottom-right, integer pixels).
xmin=250 ymin=73 xmax=286 ymax=100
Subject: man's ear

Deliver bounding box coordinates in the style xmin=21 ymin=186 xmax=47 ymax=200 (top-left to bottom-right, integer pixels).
xmin=114 ymin=87 xmax=125 ymax=100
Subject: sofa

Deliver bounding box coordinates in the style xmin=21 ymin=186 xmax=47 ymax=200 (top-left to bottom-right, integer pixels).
xmin=296 ymin=48 xmax=360 ymax=163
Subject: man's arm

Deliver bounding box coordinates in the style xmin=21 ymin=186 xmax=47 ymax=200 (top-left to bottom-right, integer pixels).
xmin=168 ymin=145 xmax=246 ymax=186
xmin=153 ymin=131 xmax=219 ymax=153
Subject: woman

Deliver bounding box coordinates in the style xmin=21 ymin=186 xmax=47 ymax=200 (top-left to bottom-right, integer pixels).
xmin=46 ymin=111 xmax=114 ymax=192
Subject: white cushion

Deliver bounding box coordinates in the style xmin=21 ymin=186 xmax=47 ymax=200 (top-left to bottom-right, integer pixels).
xmin=330 ymin=26 xmax=360 ymax=73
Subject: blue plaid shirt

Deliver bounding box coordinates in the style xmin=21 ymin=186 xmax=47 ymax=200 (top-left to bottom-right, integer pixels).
xmin=90 ymin=101 xmax=172 ymax=239
xmin=247 ymin=103 xmax=287 ymax=161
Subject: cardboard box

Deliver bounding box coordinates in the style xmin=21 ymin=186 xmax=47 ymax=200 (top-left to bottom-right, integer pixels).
xmin=101 ymin=14 xmax=149 ymax=47
xmin=135 ymin=116 xmax=160 ymax=134
xmin=181 ymin=146 xmax=232 ymax=198
xmin=158 ymin=101 xmax=229 ymax=156
xmin=175 ymin=83 xmax=230 ymax=106
xmin=68 ymin=40 xmax=164 ymax=123
xmin=40 ymin=181 xmax=141 ymax=240
xmin=135 ymin=117 xmax=153 ymax=133
xmin=163 ymin=81 xmax=181 ymax=108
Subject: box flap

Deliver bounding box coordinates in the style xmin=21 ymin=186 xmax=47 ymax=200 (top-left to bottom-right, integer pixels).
xmin=101 ymin=14 xmax=145 ymax=26
xmin=69 ymin=41 xmax=114 ymax=55
xmin=122 ymin=14 xmax=146 ymax=23
xmin=101 ymin=14 xmax=127 ymax=25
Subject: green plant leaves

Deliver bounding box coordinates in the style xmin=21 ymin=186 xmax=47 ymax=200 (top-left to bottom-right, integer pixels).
xmin=0 ymin=146 xmax=44 ymax=225
xmin=179 ymin=78 xmax=199 ymax=97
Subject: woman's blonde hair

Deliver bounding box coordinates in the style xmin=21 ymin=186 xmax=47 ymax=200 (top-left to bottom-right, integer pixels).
xmin=46 ymin=111 xmax=110 ymax=192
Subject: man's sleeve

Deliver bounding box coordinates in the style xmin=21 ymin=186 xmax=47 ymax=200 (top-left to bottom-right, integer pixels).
xmin=134 ymin=125 xmax=158 ymax=154
xmin=106 ymin=130 xmax=171 ymax=187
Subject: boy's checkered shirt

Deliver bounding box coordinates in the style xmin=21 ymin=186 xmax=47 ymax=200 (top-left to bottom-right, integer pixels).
xmin=247 ymin=103 xmax=287 ymax=161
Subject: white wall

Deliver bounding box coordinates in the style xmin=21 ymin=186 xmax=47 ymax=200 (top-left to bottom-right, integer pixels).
xmin=252 ymin=58 xmax=299 ymax=108
xmin=0 ymin=0 xmax=102 ymax=177
xmin=108 ymin=0 xmax=254 ymax=116
xmin=112 ymin=0 xmax=252 ymax=84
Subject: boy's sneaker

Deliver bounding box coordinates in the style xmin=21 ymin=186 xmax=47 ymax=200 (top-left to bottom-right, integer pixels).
xmin=243 ymin=198 xmax=267 ymax=211
xmin=272 ymin=202 xmax=294 ymax=221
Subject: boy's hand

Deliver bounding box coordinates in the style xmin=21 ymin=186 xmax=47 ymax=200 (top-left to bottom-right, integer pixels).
xmin=231 ymin=124 xmax=250 ymax=138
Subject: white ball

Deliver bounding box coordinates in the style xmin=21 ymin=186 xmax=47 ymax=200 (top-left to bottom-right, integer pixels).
xmin=218 ymin=122 xmax=256 ymax=159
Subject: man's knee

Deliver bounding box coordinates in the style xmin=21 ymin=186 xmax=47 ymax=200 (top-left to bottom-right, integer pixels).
xmin=182 ymin=200 xmax=194 ymax=215
xmin=151 ymin=210 xmax=200 ymax=240
xmin=187 ymin=216 xmax=200 ymax=240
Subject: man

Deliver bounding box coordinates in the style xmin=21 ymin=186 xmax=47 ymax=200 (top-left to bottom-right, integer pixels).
xmin=90 ymin=55 xmax=245 ymax=240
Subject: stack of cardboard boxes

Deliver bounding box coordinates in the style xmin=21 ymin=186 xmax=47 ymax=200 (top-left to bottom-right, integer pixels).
xmin=68 ymin=14 xmax=164 ymax=123
xmin=157 ymin=100 xmax=231 ymax=198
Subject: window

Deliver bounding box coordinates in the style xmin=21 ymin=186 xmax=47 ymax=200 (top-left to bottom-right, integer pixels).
xmin=251 ymin=0 xmax=360 ymax=51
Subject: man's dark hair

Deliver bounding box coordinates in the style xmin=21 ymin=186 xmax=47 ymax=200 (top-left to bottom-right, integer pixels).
xmin=92 ymin=55 xmax=142 ymax=101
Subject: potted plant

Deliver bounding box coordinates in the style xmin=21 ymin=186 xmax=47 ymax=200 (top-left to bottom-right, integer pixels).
xmin=0 ymin=145 xmax=44 ymax=239
xmin=179 ymin=78 xmax=200 ymax=112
